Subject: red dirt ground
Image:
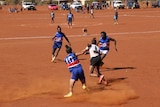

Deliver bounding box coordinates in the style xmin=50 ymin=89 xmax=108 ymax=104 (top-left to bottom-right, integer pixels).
xmin=0 ymin=5 xmax=160 ymax=107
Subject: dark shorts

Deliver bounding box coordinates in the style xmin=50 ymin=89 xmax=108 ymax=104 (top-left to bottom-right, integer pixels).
xmin=53 ymin=42 xmax=62 ymax=49
xmin=90 ymin=55 xmax=102 ymax=66
xmin=68 ymin=18 xmax=72 ymax=23
xmin=70 ymin=66 xmax=85 ymax=81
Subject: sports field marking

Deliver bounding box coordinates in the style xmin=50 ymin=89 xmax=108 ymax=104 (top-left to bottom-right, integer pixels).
xmin=0 ymin=30 xmax=160 ymax=41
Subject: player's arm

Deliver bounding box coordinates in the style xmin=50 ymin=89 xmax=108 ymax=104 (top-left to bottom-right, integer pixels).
xmin=72 ymin=14 xmax=74 ymax=21
xmin=75 ymin=51 xmax=84 ymax=56
xmin=52 ymin=36 xmax=55 ymax=40
xmin=76 ymin=44 xmax=90 ymax=56
xmin=63 ymin=34 xmax=71 ymax=46
xmin=110 ymin=37 xmax=117 ymax=51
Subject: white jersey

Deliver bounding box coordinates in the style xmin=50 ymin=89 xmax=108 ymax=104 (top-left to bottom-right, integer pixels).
xmin=51 ymin=12 xmax=54 ymax=18
xmin=86 ymin=44 xmax=100 ymax=58
xmin=90 ymin=9 xmax=94 ymax=14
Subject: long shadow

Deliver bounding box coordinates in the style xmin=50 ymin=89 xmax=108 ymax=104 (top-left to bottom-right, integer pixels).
xmin=107 ymin=77 xmax=128 ymax=84
xmin=101 ymin=67 xmax=136 ymax=72
xmin=86 ymin=77 xmax=127 ymax=93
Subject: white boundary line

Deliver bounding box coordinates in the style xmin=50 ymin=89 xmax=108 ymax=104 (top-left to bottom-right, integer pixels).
xmin=0 ymin=30 xmax=160 ymax=41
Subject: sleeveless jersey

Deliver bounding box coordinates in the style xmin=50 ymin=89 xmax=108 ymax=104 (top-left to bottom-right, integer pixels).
xmin=68 ymin=13 xmax=72 ymax=19
xmin=64 ymin=53 xmax=81 ymax=71
xmin=99 ymin=37 xmax=110 ymax=50
xmin=51 ymin=12 xmax=54 ymax=17
xmin=54 ymin=32 xmax=64 ymax=43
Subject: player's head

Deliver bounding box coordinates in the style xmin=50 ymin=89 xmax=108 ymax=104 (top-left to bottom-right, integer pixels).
xmin=65 ymin=45 xmax=72 ymax=54
xmin=101 ymin=31 xmax=107 ymax=40
xmin=57 ymin=25 xmax=61 ymax=32
xmin=91 ymin=38 xmax=97 ymax=45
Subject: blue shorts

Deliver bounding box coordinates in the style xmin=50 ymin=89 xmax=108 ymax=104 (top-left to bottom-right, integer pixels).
xmin=70 ymin=66 xmax=85 ymax=81
xmin=53 ymin=42 xmax=62 ymax=49
xmin=114 ymin=15 xmax=118 ymax=20
xmin=68 ymin=18 xmax=72 ymax=23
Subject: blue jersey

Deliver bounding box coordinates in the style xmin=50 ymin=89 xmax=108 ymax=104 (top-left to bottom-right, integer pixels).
xmin=67 ymin=13 xmax=73 ymax=19
xmin=54 ymin=32 xmax=65 ymax=43
xmin=99 ymin=36 xmax=110 ymax=50
xmin=64 ymin=53 xmax=85 ymax=81
xmin=64 ymin=53 xmax=81 ymax=72
xmin=52 ymin=32 xmax=65 ymax=49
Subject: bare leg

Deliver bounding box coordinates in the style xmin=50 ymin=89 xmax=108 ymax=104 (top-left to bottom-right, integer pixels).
xmin=95 ymin=66 xmax=102 ymax=77
xmin=51 ymin=48 xmax=61 ymax=62
xmin=89 ymin=65 xmax=97 ymax=76
xmin=70 ymin=22 xmax=72 ymax=28
xmin=54 ymin=48 xmax=61 ymax=58
xmin=95 ymin=66 xmax=107 ymax=85
xmin=64 ymin=79 xmax=75 ymax=97
xmin=51 ymin=48 xmax=56 ymax=62
xmin=80 ymin=78 xmax=87 ymax=89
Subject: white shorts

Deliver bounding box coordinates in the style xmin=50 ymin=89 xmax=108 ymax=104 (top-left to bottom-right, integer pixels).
xmin=100 ymin=50 xmax=109 ymax=55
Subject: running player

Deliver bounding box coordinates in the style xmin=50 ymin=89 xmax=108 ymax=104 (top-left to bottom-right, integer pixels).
xmin=64 ymin=45 xmax=87 ymax=97
xmin=98 ymin=31 xmax=117 ymax=64
xmin=82 ymin=38 xmax=107 ymax=85
xmin=67 ymin=10 xmax=74 ymax=28
xmin=51 ymin=25 xmax=71 ymax=62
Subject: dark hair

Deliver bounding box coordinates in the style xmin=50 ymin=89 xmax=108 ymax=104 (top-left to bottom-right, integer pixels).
xmin=57 ymin=25 xmax=61 ymax=30
xmin=101 ymin=31 xmax=107 ymax=40
xmin=91 ymin=38 xmax=97 ymax=44
xmin=65 ymin=45 xmax=72 ymax=53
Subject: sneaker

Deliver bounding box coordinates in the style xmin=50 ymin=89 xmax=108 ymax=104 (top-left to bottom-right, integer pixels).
xmin=64 ymin=92 xmax=72 ymax=98
xmin=51 ymin=56 xmax=55 ymax=62
xmin=98 ymin=75 xmax=104 ymax=84
xmin=102 ymin=80 xmax=107 ymax=85
xmin=82 ymin=85 xmax=87 ymax=90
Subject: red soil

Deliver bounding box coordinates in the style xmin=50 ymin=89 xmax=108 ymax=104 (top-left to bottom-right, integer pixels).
xmin=0 ymin=5 xmax=160 ymax=107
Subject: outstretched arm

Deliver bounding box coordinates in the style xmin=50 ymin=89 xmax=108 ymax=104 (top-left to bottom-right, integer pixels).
xmin=75 ymin=44 xmax=90 ymax=56
xmin=75 ymin=48 xmax=88 ymax=56
xmin=110 ymin=37 xmax=117 ymax=51
xmin=63 ymin=34 xmax=71 ymax=46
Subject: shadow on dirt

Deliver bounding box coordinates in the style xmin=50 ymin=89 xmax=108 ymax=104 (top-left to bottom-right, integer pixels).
xmin=107 ymin=77 xmax=127 ymax=84
xmin=102 ymin=67 xmax=136 ymax=72
xmin=87 ymin=77 xmax=128 ymax=93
